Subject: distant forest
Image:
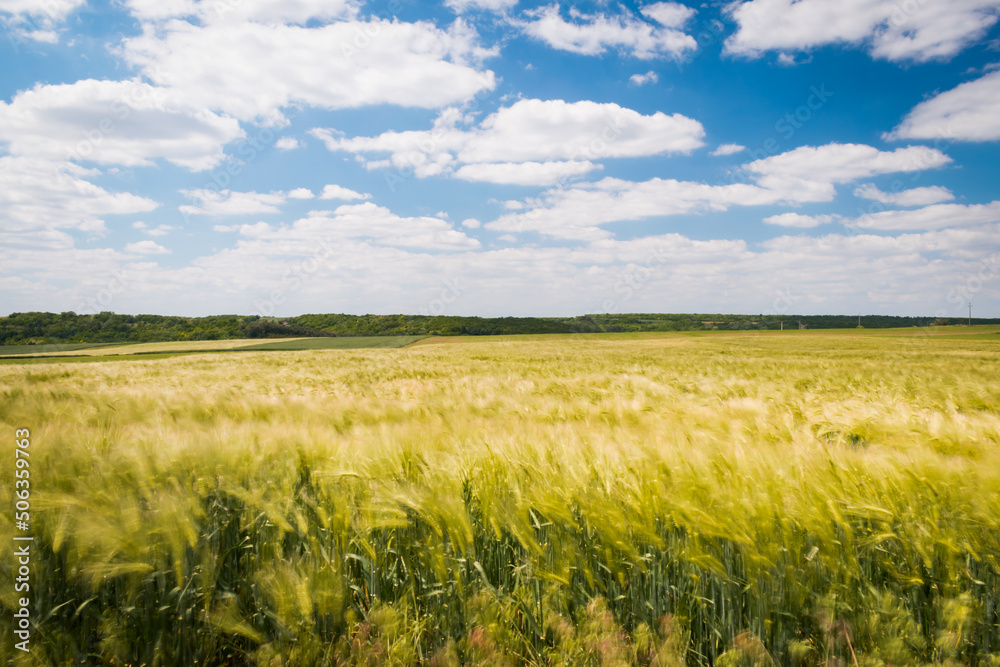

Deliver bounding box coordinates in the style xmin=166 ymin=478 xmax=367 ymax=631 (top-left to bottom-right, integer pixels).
xmin=2 ymin=311 xmax=998 ymax=345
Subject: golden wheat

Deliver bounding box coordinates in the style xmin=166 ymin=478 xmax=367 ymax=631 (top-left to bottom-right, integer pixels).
xmin=1 ymin=332 xmax=998 ymax=665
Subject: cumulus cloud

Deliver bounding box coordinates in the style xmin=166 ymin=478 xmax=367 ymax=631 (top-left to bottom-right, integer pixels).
xmin=318 ymin=203 xmax=481 ymax=250
xmin=125 ymin=240 xmax=171 ymax=254
xmin=763 ymin=213 xmax=840 ymax=228
xmin=629 ymin=70 xmax=659 ymax=86
xmin=844 ymin=201 xmax=1000 ymax=231
xmin=744 ymin=143 xmax=952 ymax=202
xmin=0 ymin=0 xmax=85 ymax=43
xmin=445 ymin=0 xmax=518 ymax=12
xmin=641 ymin=2 xmax=697 ymax=28
xmin=854 ymin=184 xmax=955 ymax=206
xmin=275 ymin=137 xmax=300 ymax=150
xmin=0 ymin=156 xmax=159 ymax=233
xmin=313 ymin=98 xmax=705 ymax=183
xmin=133 ymin=221 xmax=177 ymax=236
xmin=0 ymin=79 xmax=244 ymax=171
xmin=120 ymin=17 xmax=497 ymax=125
xmin=319 ymin=185 xmax=371 ymax=201
xmin=710 ymin=143 xmax=746 ymax=156
xmin=776 ymin=52 xmax=812 ymax=66
xmin=725 ymin=0 xmax=1000 ymax=62
xmin=227 ymin=202 xmax=481 ymax=251
xmin=886 ymin=69 xmax=1000 ymax=142
xmin=7 ymin=216 xmax=997 ymax=318
xmin=0 ymin=0 xmax=84 ymax=20
xmin=120 ymin=0 xmax=359 ymax=23
xmin=179 ymin=189 xmax=287 ymax=217
xmin=287 ymin=188 xmax=315 ymax=200
xmin=454 ymin=160 xmax=600 ymax=186
xmin=517 ymin=3 xmax=697 ymax=60
xmin=485 ymin=143 xmax=954 ymax=240
xmin=485 ymin=177 xmax=779 ymax=240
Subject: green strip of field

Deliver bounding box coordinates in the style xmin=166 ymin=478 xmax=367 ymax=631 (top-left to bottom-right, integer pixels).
xmin=0 ymin=352 xmax=209 ymax=365
xmin=0 ymin=342 xmax=120 ymax=355
xmin=3 ymin=327 xmax=995 ymax=361
xmin=236 ymin=335 xmax=426 ymax=350
xmin=411 ymin=325 xmax=1000 ymax=346
xmin=0 ymin=336 xmax=428 ymax=363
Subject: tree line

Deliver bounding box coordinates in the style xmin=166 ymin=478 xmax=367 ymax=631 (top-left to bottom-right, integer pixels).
xmin=1 ymin=311 xmax=997 ymax=345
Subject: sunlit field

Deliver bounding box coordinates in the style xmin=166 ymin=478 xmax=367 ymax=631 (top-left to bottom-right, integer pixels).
xmin=2 ymin=330 xmax=999 ymax=665
xmin=0 ymin=336 xmax=425 ymax=359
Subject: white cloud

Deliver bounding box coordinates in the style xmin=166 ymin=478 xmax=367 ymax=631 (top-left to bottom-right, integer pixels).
xmin=9 ymin=221 xmax=997 ymax=318
xmin=121 ymin=18 xmax=497 ymax=125
xmin=0 ymin=156 xmax=159 ymax=233
xmin=314 ymin=98 xmax=705 ymax=183
xmin=460 ymin=99 xmax=707 ymax=160
xmin=319 ymin=185 xmax=371 ymax=201
xmin=763 ymin=213 xmax=840 ymax=228
xmin=641 ymin=2 xmax=697 ymax=28
xmin=454 ymin=160 xmax=600 ymax=186
xmin=0 ymin=0 xmax=84 ymax=20
xmin=227 ymin=202 xmax=481 ymax=251
xmin=179 ymin=189 xmax=287 ymax=216
xmin=776 ymin=52 xmax=811 ymax=66
xmin=0 ymin=0 xmax=85 ymax=43
xmin=445 ymin=0 xmax=518 ymax=13
xmin=710 ymin=143 xmax=746 ymax=156
xmin=133 ymin=221 xmax=177 ymax=236
xmin=886 ymin=69 xmax=1000 ymax=142
xmin=461 ymin=218 xmax=481 ymax=228
xmin=485 ymin=143 xmax=954 ymax=240
xmin=0 ymin=79 xmax=244 ymax=171
xmin=518 ymin=4 xmax=697 ymax=60
xmin=844 ymin=201 xmax=1000 ymax=231
xmin=18 ymin=28 xmax=57 ymax=42
xmin=120 ymin=0 xmax=359 ymax=23
xmin=725 ymin=0 xmax=1000 ymax=62
xmin=275 ymin=137 xmax=301 ymax=150
xmin=629 ymin=70 xmax=658 ymax=86
xmin=287 ymin=188 xmax=315 ymax=200
xmin=323 ymin=203 xmax=480 ymax=250
xmin=117 ymin=0 xmax=196 ymax=21
xmin=854 ymin=184 xmax=955 ymax=206
xmin=744 ymin=143 xmax=952 ymax=202
xmin=125 ymin=240 xmax=171 ymax=254
xmin=485 ymin=177 xmax=779 ymax=240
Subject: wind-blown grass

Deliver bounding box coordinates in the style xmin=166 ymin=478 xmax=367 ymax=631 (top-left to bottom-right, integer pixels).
xmin=0 ymin=343 xmax=120 ymax=356
xmin=239 ymin=335 xmax=426 ymax=350
xmin=0 ymin=333 xmax=998 ymax=665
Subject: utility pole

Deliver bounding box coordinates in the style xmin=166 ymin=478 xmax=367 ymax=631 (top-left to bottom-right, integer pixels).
xmin=968 ymin=302 xmax=972 ymax=326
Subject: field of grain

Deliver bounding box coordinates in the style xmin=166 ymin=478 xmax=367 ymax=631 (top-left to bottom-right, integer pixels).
xmin=1 ymin=331 xmax=999 ymax=666
xmin=0 ymin=338 xmax=289 ymax=357
xmin=240 ymin=336 xmax=426 ymax=351
xmin=0 ymin=336 xmax=426 ymax=362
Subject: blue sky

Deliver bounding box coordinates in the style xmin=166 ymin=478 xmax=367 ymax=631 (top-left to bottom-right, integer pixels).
xmin=2 ymin=0 xmax=999 ymax=319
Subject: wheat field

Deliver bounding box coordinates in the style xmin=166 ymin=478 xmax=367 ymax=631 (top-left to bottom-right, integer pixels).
xmin=1 ymin=331 xmax=999 ymax=665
